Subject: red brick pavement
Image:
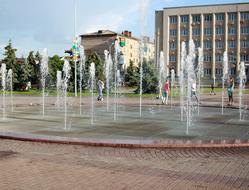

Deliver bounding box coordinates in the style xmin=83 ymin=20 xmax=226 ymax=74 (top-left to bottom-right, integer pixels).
xmin=0 ymin=139 xmax=248 ymax=190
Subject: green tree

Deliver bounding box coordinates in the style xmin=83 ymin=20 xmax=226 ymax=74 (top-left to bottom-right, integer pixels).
xmin=15 ymin=58 xmax=32 ymax=90
xmin=27 ymin=51 xmax=39 ymax=86
xmin=135 ymin=60 xmax=158 ymax=94
xmin=124 ymin=61 xmax=139 ymax=87
xmin=2 ymin=40 xmax=18 ymax=88
xmin=48 ymin=55 xmax=64 ymax=84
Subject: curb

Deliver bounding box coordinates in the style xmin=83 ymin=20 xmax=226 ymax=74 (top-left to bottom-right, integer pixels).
xmin=0 ymin=133 xmax=249 ymax=149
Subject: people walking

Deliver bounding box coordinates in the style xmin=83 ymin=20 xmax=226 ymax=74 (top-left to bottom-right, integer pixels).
xmin=227 ymin=77 xmax=234 ymax=106
xmin=162 ymin=80 xmax=170 ymax=104
xmin=97 ymin=79 xmax=104 ymax=101
xmin=210 ymin=83 xmax=216 ymax=95
xmin=191 ymin=80 xmax=199 ymax=103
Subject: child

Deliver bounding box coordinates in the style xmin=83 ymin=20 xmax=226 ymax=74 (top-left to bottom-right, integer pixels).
xmin=162 ymin=80 xmax=170 ymax=104
xmin=227 ymin=77 xmax=234 ymax=106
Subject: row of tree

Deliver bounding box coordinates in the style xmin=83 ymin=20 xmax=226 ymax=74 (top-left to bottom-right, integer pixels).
xmin=1 ymin=40 xmax=158 ymax=93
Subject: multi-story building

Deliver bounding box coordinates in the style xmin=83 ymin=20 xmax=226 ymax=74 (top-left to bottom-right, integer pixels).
xmin=155 ymin=3 xmax=249 ymax=83
xmin=80 ymin=30 xmax=155 ymax=69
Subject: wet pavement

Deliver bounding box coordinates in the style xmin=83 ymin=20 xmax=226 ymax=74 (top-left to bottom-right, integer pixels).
xmin=0 ymin=93 xmax=249 ymax=147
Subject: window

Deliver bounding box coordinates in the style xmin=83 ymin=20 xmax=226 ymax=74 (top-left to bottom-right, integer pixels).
xmin=216 ymin=54 xmax=223 ymax=62
xmin=204 ymin=28 xmax=212 ymax=36
xmin=170 ymin=42 xmax=176 ymax=50
xmin=216 ymin=41 xmax=224 ymax=49
xmin=230 ymin=68 xmax=236 ymax=75
xmin=204 ymin=14 xmax=212 ymax=22
xmin=216 ymin=27 xmax=224 ymax=35
xmin=192 ymin=15 xmax=200 ymax=23
xmin=228 ymin=54 xmax=236 ymax=62
xmin=170 ymin=29 xmax=177 ymax=36
xmin=181 ymin=28 xmax=188 ymax=36
xmin=216 ymin=13 xmax=224 ymax=21
xmin=204 ymin=68 xmax=211 ymax=75
xmin=169 ymin=55 xmax=176 ymax=62
xmin=228 ymin=27 xmax=236 ymax=35
xmin=194 ymin=41 xmax=200 ymax=48
xmin=216 ymin=68 xmax=222 ymax=75
xmin=241 ymin=12 xmax=249 ymax=20
xmin=192 ymin=28 xmax=200 ymax=36
xmin=228 ymin=13 xmax=237 ymax=21
xmin=241 ymin=54 xmax=249 ymax=62
xmin=228 ymin=41 xmax=236 ymax=48
xmin=204 ymin=54 xmax=212 ymax=62
xmin=170 ymin=16 xmax=177 ymax=24
xmin=204 ymin=41 xmax=212 ymax=49
xmin=241 ymin=26 xmax=249 ymax=34
xmin=181 ymin=15 xmax=189 ymax=23
xmin=241 ymin=40 xmax=249 ymax=48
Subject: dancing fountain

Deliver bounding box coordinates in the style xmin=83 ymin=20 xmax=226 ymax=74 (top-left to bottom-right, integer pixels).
xmin=1 ymin=64 xmax=7 ymax=120
xmin=239 ymin=61 xmax=247 ymax=120
xmin=158 ymin=51 xmax=166 ymax=101
xmin=185 ymin=40 xmax=196 ymax=134
xmin=56 ymin=71 xmax=62 ymax=110
xmin=62 ymin=60 xmax=71 ymax=130
xmin=89 ymin=62 xmax=95 ymax=125
xmin=104 ymin=50 xmax=112 ymax=112
xmin=180 ymin=42 xmax=187 ymax=121
xmin=197 ymin=48 xmax=204 ymax=115
xmin=114 ymin=41 xmax=120 ymax=120
xmin=222 ymin=51 xmax=229 ymax=115
xmin=40 ymin=48 xmax=49 ymax=117
xmin=79 ymin=45 xmax=85 ymax=115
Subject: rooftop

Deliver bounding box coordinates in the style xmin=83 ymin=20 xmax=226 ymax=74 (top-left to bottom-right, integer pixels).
xmin=163 ymin=2 xmax=249 ymax=10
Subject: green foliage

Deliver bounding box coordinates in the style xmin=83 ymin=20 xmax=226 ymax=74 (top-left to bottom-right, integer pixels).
xmin=135 ymin=60 xmax=158 ymax=94
xmin=16 ymin=59 xmax=32 ymax=86
xmin=124 ymin=61 xmax=139 ymax=87
xmin=27 ymin=51 xmax=40 ymax=86
xmin=48 ymin=55 xmax=64 ymax=84
xmin=85 ymin=52 xmax=104 ymax=81
xmin=2 ymin=40 xmax=18 ymax=86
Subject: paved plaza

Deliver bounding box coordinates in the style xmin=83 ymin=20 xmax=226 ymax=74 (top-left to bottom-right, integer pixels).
xmin=0 ymin=139 xmax=249 ymax=190
xmin=0 ymin=92 xmax=248 ymax=189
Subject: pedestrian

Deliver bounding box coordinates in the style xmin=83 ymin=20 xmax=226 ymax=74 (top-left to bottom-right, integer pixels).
xmin=162 ymin=79 xmax=170 ymax=104
xmin=227 ymin=77 xmax=234 ymax=106
xmin=210 ymin=83 xmax=216 ymax=95
xmin=191 ymin=79 xmax=199 ymax=103
xmin=97 ymin=79 xmax=104 ymax=101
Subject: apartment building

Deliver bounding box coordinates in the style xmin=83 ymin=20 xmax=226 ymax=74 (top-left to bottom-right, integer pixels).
xmin=155 ymin=3 xmax=249 ymax=83
xmin=80 ymin=30 xmax=155 ymax=69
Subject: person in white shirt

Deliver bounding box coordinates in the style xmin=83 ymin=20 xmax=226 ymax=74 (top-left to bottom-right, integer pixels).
xmin=97 ymin=79 xmax=104 ymax=101
xmin=191 ymin=80 xmax=199 ymax=103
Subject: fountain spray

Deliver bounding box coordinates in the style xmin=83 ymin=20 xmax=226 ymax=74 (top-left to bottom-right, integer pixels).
xmin=222 ymin=51 xmax=228 ymax=115
xmin=62 ymin=60 xmax=71 ymax=130
xmin=1 ymin=64 xmax=7 ymax=120
xmin=40 ymin=48 xmax=49 ymax=117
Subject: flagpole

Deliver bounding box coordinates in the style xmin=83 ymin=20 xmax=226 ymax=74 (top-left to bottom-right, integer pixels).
xmin=74 ymin=0 xmax=77 ymax=97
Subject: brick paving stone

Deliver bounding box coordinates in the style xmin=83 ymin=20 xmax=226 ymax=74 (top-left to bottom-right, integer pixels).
xmin=0 ymin=139 xmax=249 ymax=190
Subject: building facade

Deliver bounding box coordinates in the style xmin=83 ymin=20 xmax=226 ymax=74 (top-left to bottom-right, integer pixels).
xmin=155 ymin=3 xmax=249 ymax=83
xmin=80 ymin=30 xmax=155 ymax=69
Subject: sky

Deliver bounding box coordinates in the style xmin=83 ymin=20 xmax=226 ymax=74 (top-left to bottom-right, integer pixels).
xmin=0 ymin=0 xmax=248 ymax=58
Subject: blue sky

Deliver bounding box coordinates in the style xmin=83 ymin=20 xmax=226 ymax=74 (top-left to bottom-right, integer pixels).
xmin=0 ymin=0 xmax=247 ymax=58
